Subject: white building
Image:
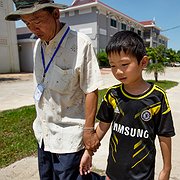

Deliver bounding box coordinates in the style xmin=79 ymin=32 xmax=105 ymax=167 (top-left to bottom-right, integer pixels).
xmin=0 ymin=0 xmax=19 ymax=73
xmin=61 ymin=0 xmax=168 ymax=52
xmin=15 ymin=0 xmax=169 ymax=72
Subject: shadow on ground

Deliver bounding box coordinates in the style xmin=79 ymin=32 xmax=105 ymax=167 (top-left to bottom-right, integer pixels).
xmin=0 ymin=78 xmax=20 ymax=82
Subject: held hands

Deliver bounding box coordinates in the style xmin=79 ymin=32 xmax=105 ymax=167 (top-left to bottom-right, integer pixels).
xmin=79 ymin=150 xmax=93 ymax=175
xmin=80 ymin=127 xmax=100 ymax=175
xmin=83 ymin=127 xmax=101 ymax=152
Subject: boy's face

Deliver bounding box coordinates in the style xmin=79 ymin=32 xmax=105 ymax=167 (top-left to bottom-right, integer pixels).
xmin=108 ymin=51 xmax=148 ymax=85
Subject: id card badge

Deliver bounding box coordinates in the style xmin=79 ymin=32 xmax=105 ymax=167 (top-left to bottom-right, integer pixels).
xmin=34 ymin=83 xmax=45 ymax=102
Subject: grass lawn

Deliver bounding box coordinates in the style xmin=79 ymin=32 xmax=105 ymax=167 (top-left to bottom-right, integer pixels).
xmin=0 ymin=106 xmax=37 ymax=168
xmin=0 ymin=80 xmax=178 ymax=168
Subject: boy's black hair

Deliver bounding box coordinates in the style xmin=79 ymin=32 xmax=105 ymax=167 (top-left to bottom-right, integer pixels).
xmin=106 ymin=31 xmax=146 ymax=64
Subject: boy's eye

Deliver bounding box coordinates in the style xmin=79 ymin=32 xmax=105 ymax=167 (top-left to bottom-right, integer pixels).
xmin=122 ymin=63 xmax=128 ymax=66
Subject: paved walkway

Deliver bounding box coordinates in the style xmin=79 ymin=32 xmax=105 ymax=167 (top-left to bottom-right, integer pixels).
xmin=0 ymin=67 xmax=180 ymax=180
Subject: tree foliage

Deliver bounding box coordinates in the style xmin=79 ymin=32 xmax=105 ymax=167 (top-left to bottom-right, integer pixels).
xmin=166 ymin=48 xmax=179 ymax=62
xmin=96 ymin=46 xmax=180 ymax=81
xmin=97 ymin=50 xmax=109 ymax=67
xmin=146 ymin=45 xmax=167 ymax=82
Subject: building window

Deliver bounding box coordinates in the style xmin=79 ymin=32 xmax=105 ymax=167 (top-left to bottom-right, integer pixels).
xmin=130 ymin=27 xmax=134 ymax=32
xmin=144 ymin=30 xmax=151 ymax=39
xmin=60 ymin=12 xmax=65 ymax=18
xmin=79 ymin=28 xmax=92 ymax=35
xmin=79 ymin=8 xmax=92 ymax=14
xmin=100 ymin=28 xmax=107 ymax=35
xmin=110 ymin=19 xmax=117 ymax=28
xmin=121 ymin=23 xmax=126 ymax=30
xmin=69 ymin=11 xmax=75 ymax=16
xmin=0 ymin=0 xmax=3 ymax=8
xmin=137 ymin=30 xmax=141 ymax=36
xmin=0 ymin=37 xmax=8 ymax=45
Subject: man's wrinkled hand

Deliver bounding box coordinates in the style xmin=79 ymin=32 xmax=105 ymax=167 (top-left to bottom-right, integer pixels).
xmin=83 ymin=130 xmax=101 ymax=152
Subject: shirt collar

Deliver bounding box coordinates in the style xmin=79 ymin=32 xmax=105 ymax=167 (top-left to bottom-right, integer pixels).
xmin=41 ymin=23 xmax=69 ymax=49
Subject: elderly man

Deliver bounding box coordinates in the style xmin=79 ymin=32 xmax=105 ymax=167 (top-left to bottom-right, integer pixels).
xmin=6 ymin=1 xmax=102 ymax=179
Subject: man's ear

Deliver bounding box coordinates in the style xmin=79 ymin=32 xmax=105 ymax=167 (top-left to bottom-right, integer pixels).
xmin=52 ymin=8 xmax=60 ymax=19
xmin=141 ymin=56 xmax=149 ymax=69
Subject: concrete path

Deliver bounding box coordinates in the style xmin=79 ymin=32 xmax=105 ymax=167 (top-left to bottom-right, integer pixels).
xmin=0 ymin=67 xmax=180 ymax=180
xmin=0 ymin=73 xmax=34 ymax=112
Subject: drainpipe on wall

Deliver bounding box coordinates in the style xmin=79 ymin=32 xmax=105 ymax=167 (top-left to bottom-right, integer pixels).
xmin=106 ymin=12 xmax=110 ymax=46
xmin=96 ymin=9 xmax=99 ymax=53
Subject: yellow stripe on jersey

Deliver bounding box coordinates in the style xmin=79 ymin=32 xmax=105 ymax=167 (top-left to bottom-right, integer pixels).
xmin=103 ymin=86 xmax=117 ymax=109
xmin=110 ymin=132 xmax=119 ymax=162
xmin=110 ymin=92 xmax=125 ymax=116
xmin=119 ymin=107 xmax=125 ymax=116
xmin=108 ymin=93 xmax=116 ymax=110
xmin=110 ymin=143 xmax=116 ymax=163
xmin=112 ymin=137 xmax=117 ymax=153
xmin=154 ymin=85 xmax=171 ymax=114
xmin=149 ymin=105 xmax=161 ymax=115
xmin=103 ymin=84 xmax=125 ymax=115
xmin=113 ymin=133 xmax=119 ymax=144
xmin=104 ymin=84 xmax=120 ymax=103
xmin=134 ymin=140 xmax=143 ymax=149
xmin=131 ymin=151 xmax=150 ymax=169
xmin=133 ymin=145 xmax=146 ymax=158
xmin=134 ymin=102 xmax=161 ymax=119
xmin=120 ymin=84 xmax=155 ymax=100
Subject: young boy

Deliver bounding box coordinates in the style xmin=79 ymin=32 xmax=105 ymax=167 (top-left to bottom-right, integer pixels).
xmin=94 ymin=31 xmax=175 ymax=180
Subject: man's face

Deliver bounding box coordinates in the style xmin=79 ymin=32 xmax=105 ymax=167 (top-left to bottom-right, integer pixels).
xmin=21 ymin=9 xmax=57 ymax=42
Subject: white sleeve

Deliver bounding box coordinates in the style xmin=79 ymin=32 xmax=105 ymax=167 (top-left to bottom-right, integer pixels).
xmin=80 ymin=43 xmax=103 ymax=94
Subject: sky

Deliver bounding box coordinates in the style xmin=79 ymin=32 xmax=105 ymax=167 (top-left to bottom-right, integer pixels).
xmin=16 ymin=0 xmax=180 ymax=51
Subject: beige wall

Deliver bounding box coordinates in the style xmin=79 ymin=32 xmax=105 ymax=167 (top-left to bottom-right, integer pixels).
xmin=18 ymin=39 xmax=36 ymax=72
xmin=0 ymin=0 xmax=19 ymax=73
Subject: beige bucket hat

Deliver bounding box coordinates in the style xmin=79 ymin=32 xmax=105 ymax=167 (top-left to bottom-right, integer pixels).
xmin=5 ymin=0 xmax=68 ymax=21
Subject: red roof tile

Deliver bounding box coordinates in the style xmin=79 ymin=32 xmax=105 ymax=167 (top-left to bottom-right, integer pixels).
xmin=71 ymin=0 xmax=97 ymax=6
xmin=71 ymin=0 xmax=141 ymax=24
xmin=140 ymin=20 xmax=155 ymax=26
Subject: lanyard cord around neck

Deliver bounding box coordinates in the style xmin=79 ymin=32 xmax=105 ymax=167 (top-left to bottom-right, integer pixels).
xmin=41 ymin=26 xmax=70 ymax=79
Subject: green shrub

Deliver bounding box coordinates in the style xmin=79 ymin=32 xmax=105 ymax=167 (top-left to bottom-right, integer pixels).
xmin=97 ymin=50 xmax=109 ymax=67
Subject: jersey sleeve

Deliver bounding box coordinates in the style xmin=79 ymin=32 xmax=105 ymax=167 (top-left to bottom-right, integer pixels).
xmin=156 ymin=91 xmax=175 ymax=137
xmin=96 ymin=90 xmax=114 ymax=123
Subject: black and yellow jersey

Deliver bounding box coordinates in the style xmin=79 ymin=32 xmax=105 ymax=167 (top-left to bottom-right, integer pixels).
xmin=96 ymin=83 xmax=175 ymax=180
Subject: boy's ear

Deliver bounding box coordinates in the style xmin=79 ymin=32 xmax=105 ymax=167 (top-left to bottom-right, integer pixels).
xmin=141 ymin=56 xmax=149 ymax=68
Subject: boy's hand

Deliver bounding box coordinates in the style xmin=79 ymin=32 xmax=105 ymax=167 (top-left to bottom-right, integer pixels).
xmin=79 ymin=150 xmax=93 ymax=175
xmin=158 ymin=169 xmax=171 ymax=180
xmin=83 ymin=130 xmax=100 ymax=152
